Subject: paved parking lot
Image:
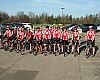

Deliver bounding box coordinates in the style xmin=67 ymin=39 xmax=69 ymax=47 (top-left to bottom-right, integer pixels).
xmin=0 ymin=32 xmax=100 ymax=80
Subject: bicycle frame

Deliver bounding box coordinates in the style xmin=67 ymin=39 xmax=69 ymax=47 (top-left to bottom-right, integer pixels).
xmin=86 ymin=40 xmax=93 ymax=58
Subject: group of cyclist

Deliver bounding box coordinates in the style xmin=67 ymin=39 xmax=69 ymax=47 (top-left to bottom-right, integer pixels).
xmin=0 ymin=24 xmax=96 ymax=57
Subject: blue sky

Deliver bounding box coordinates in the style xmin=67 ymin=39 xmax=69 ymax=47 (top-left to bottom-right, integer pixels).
xmin=0 ymin=0 xmax=100 ymax=18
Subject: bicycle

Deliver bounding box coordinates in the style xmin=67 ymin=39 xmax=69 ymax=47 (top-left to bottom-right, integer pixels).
xmin=2 ymin=37 xmax=9 ymax=51
xmin=53 ymin=38 xmax=61 ymax=56
xmin=15 ymin=39 xmax=25 ymax=55
xmin=33 ymin=40 xmax=42 ymax=56
xmin=43 ymin=39 xmax=51 ymax=56
xmin=63 ymin=40 xmax=70 ymax=57
xmin=86 ymin=40 xmax=93 ymax=58
xmin=72 ymin=40 xmax=79 ymax=57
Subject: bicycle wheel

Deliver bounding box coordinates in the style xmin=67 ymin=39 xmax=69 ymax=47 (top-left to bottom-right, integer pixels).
xmin=64 ymin=45 xmax=68 ymax=57
xmin=74 ymin=43 xmax=77 ymax=57
xmin=33 ymin=51 xmax=37 ymax=56
xmin=3 ymin=42 xmax=9 ymax=51
xmin=15 ymin=42 xmax=20 ymax=53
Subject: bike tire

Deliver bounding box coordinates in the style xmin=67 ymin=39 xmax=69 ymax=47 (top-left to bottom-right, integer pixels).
xmin=15 ymin=49 xmax=19 ymax=53
xmin=20 ymin=50 xmax=24 ymax=55
xmin=33 ymin=52 xmax=37 ymax=56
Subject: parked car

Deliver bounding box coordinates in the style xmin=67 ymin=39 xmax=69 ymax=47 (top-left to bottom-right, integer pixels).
xmin=65 ymin=24 xmax=77 ymax=31
xmin=22 ymin=23 xmax=32 ymax=29
xmin=0 ymin=22 xmax=17 ymax=34
xmin=97 ymin=24 xmax=100 ymax=31
xmin=80 ymin=24 xmax=97 ymax=32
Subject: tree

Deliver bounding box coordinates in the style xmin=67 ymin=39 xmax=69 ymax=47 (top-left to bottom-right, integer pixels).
xmin=0 ymin=11 xmax=9 ymax=22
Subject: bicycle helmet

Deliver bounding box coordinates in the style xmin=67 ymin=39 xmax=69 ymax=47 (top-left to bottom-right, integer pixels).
xmin=7 ymin=25 xmax=10 ymax=28
xmin=89 ymin=26 xmax=93 ymax=29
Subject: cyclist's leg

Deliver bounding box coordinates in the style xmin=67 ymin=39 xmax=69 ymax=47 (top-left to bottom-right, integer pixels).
xmin=48 ymin=39 xmax=51 ymax=51
xmin=53 ymin=38 xmax=56 ymax=52
xmin=54 ymin=44 xmax=56 ymax=52
xmin=0 ymin=35 xmax=2 ymax=46
xmin=76 ymin=40 xmax=80 ymax=53
xmin=92 ymin=39 xmax=95 ymax=56
xmin=44 ymin=39 xmax=47 ymax=52
xmin=39 ymin=40 xmax=42 ymax=53
xmin=57 ymin=39 xmax=60 ymax=52
xmin=29 ymin=40 xmax=32 ymax=51
xmin=71 ymin=40 xmax=75 ymax=53
xmin=86 ymin=40 xmax=90 ymax=55
xmin=62 ymin=40 xmax=64 ymax=52
xmin=35 ymin=40 xmax=39 ymax=53
xmin=66 ymin=40 xmax=69 ymax=52
xmin=11 ymin=36 xmax=14 ymax=49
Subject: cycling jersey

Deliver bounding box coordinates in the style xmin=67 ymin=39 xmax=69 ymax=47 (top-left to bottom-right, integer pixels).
xmin=87 ymin=30 xmax=96 ymax=41
xmin=35 ymin=30 xmax=42 ymax=40
xmin=26 ymin=31 xmax=33 ymax=40
xmin=72 ymin=31 xmax=79 ymax=40
xmin=13 ymin=29 xmax=17 ymax=35
xmin=18 ymin=31 xmax=24 ymax=41
xmin=61 ymin=31 xmax=69 ymax=40
xmin=44 ymin=29 xmax=50 ymax=40
xmin=53 ymin=30 xmax=60 ymax=39
xmin=5 ymin=30 xmax=12 ymax=37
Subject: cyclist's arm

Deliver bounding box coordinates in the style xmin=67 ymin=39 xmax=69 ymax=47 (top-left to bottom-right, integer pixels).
xmin=72 ymin=34 xmax=73 ymax=40
xmin=68 ymin=33 xmax=70 ymax=40
xmin=4 ymin=31 xmax=6 ymax=36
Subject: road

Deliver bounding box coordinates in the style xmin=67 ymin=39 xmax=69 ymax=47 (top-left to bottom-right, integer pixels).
xmin=0 ymin=32 xmax=100 ymax=80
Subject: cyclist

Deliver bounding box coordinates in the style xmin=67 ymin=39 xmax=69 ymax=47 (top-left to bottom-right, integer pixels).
xmin=43 ymin=26 xmax=51 ymax=53
xmin=85 ymin=26 xmax=96 ymax=56
xmin=12 ymin=27 xmax=17 ymax=40
xmin=71 ymin=27 xmax=80 ymax=54
xmin=35 ymin=27 xmax=43 ymax=54
xmin=61 ymin=27 xmax=70 ymax=53
xmin=77 ymin=26 xmax=82 ymax=34
xmin=4 ymin=25 xmax=12 ymax=44
xmin=17 ymin=27 xmax=25 ymax=41
xmin=49 ymin=26 xmax=54 ymax=52
xmin=17 ymin=27 xmax=25 ymax=51
xmin=26 ymin=28 xmax=33 ymax=52
xmin=53 ymin=27 xmax=61 ymax=53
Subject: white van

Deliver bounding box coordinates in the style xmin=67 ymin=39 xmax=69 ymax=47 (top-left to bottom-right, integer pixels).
xmin=22 ymin=23 xmax=31 ymax=29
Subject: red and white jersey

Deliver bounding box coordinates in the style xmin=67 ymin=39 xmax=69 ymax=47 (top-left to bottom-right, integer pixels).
xmin=18 ymin=31 xmax=24 ymax=41
xmin=35 ymin=30 xmax=42 ymax=40
xmin=26 ymin=31 xmax=33 ymax=40
xmin=32 ymin=33 xmax=35 ymax=39
xmin=44 ymin=29 xmax=50 ymax=40
xmin=87 ymin=30 xmax=96 ymax=40
xmin=5 ymin=30 xmax=12 ymax=37
xmin=52 ymin=28 xmax=56 ymax=34
xmin=72 ymin=31 xmax=79 ymax=40
xmin=53 ymin=30 xmax=60 ymax=38
xmin=49 ymin=28 xmax=53 ymax=36
xmin=62 ymin=31 xmax=69 ymax=40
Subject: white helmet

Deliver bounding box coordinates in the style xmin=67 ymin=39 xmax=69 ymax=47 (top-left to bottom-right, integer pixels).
xmin=89 ymin=26 xmax=93 ymax=29
xmin=27 ymin=27 xmax=30 ymax=30
xmin=14 ymin=26 xmax=17 ymax=28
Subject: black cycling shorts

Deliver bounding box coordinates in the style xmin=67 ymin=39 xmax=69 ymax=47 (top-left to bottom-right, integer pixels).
xmin=36 ymin=40 xmax=42 ymax=45
xmin=72 ymin=40 xmax=79 ymax=46
xmin=87 ymin=39 xmax=95 ymax=47
xmin=62 ymin=40 xmax=69 ymax=45
xmin=43 ymin=39 xmax=50 ymax=45
xmin=0 ymin=35 xmax=2 ymax=39
xmin=53 ymin=38 xmax=60 ymax=44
